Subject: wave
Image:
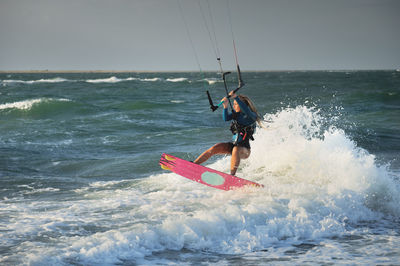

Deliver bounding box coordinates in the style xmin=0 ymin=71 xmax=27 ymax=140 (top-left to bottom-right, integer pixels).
xmin=203 ymin=78 xmax=221 ymax=85
xmin=141 ymin=77 xmax=162 ymax=82
xmin=2 ymin=77 xmax=69 ymax=84
xmin=0 ymin=98 xmax=78 ymax=119
xmin=0 ymin=98 xmax=71 ymax=111
xmin=251 ymin=106 xmax=400 ymax=214
xmin=0 ymin=99 xmax=44 ymax=110
xmin=1 ymin=76 xmax=164 ymax=85
xmin=166 ymin=77 xmax=188 ymax=82
xmin=84 ymin=76 xmax=162 ymax=83
xmin=3 ymin=105 xmax=399 ymax=265
xmin=85 ymin=76 xmax=129 ymax=83
xmin=85 ymin=76 xmax=188 ymax=83
xmin=1 ymin=76 xmax=193 ymax=85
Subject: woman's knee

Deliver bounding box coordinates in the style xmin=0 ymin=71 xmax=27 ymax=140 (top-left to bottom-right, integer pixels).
xmin=239 ymin=147 xmax=251 ymax=159
xmin=211 ymin=143 xmax=232 ymax=154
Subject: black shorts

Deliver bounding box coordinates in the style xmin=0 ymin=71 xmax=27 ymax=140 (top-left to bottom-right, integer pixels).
xmin=228 ymin=138 xmax=251 ymax=151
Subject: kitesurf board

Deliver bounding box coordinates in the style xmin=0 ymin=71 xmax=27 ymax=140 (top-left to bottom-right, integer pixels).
xmin=159 ymin=153 xmax=263 ymax=191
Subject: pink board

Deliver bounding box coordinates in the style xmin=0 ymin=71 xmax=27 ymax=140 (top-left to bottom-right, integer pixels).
xmin=159 ymin=153 xmax=263 ymax=191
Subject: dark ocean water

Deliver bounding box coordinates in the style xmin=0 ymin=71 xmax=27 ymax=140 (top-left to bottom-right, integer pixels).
xmin=0 ymin=71 xmax=399 ymax=265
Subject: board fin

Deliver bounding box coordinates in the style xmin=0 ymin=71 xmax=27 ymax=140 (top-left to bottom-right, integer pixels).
xmin=160 ymin=164 xmax=171 ymax=171
xmin=164 ymin=154 xmax=176 ymax=161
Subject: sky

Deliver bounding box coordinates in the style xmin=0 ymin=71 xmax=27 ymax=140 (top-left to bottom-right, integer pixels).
xmin=0 ymin=0 xmax=399 ymax=71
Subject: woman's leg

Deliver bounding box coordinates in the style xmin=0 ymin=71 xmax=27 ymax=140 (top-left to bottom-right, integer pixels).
xmin=193 ymin=143 xmax=232 ymax=165
xmin=230 ymin=146 xmax=251 ymax=175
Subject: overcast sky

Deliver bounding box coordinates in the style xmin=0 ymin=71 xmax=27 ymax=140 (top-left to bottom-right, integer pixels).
xmin=1 ymin=0 xmax=399 ymax=71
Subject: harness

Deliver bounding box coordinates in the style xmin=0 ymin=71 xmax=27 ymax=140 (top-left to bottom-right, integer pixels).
xmin=230 ymin=120 xmax=256 ymax=144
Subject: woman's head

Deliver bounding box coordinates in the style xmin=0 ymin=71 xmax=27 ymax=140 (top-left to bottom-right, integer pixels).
xmin=236 ymin=95 xmax=256 ymax=113
xmin=235 ymin=95 xmax=263 ymax=126
xmin=233 ymin=99 xmax=241 ymax=113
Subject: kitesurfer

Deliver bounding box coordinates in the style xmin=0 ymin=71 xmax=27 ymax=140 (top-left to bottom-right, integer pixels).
xmin=193 ymin=90 xmax=261 ymax=175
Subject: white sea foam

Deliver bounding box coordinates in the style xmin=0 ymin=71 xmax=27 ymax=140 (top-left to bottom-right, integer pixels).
xmin=2 ymin=105 xmax=399 ymax=265
xmin=85 ymin=76 xmax=122 ymax=83
xmin=23 ymin=187 xmax=60 ymax=195
xmin=0 ymin=99 xmax=43 ymax=110
xmin=204 ymin=78 xmax=221 ymax=85
xmin=2 ymin=77 xmax=69 ymax=84
xmin=0 ymin=76 xmax=164 ymax=84
xmin=0 ymin=98 xmax=71 ymax=111
xmin=141 ymin=77 xmax=161 ymax=82
xmin=85 ymin=76 xmax=161 ymax=83
xmin=166 ymin=77 xmax=188 ymax=82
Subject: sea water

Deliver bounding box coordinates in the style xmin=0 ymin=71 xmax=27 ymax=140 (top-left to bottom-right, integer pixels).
xmin=0 ymin=71 xmax=399 ymax=265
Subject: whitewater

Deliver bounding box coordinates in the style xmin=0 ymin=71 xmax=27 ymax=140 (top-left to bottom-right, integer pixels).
xmin=0 ymin=71 xmax=399 ymax=265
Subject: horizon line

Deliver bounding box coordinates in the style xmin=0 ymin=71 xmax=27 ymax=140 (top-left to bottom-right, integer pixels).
xmin=0 ymin=68 xmax=398 ymax=73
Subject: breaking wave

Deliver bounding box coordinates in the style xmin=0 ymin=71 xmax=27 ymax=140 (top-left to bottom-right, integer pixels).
xmin=1 ymin=76 xmax=213 ymax=85
xmin=166 ymin=77 xmax=188 ymax=82
xmin=0 ymin=98 xmax=71 ymax=111
xmin=2 ymin=77 xmax=69 ymax=84
xmin=4 ymin=105 xmax=399 ymax=265
xmin=84 ymin=76 xmax=162 ymax=83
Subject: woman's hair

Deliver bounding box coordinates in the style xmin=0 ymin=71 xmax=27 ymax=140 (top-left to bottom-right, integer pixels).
xmin=237 ymin=95 xmax=263 ymax=127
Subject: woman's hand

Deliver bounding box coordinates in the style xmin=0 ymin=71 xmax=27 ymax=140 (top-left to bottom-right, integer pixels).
xmin=221 ymin=91 xmax=237 ymax=109
xmin=229 ymin=90 xmax=237 ymax=99
xmin=221 ymin=97 xmax=229 ymax=109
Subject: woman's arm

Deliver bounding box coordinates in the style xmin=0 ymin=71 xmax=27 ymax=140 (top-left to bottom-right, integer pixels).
xmin=223 ymin=108 xmax=234 ymax=121
xmin=222 ymin=97 xmax=232 ymax=121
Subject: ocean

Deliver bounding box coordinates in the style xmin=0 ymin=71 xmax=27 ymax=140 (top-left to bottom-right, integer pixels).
xmin=1 ymin=70 xmax=399 ymax=265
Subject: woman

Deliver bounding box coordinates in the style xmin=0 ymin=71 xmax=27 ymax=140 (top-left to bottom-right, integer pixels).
xmin=194 ymin=90 xmax=261 ymax=175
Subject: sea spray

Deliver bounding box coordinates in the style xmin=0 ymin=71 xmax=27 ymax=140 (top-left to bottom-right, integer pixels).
xmin=21 ymin=105 xmax=400 ymax=264
xmin=247 ymin=105 xmax=400 ymax=218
